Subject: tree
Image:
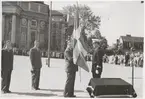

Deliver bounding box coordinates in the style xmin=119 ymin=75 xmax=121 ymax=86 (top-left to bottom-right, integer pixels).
xmin=91 ymin=28 xmax=102 ymax=39
xmin=63 ymin=4 xmax=101 ymax=33
xmin=63 ymin=4 xmax=109 ymax=50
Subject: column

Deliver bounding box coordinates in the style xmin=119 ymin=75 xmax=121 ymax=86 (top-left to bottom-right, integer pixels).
xmin=2 ymin=15 xmax=5 ymax=41
xmin=38 ymin=32 xmax=40 ymax=41
xmin=37 ymin=21 xmax=40 ymax=42
xmin=61 ymin=24 xmax=65 ymax=52
xmin=11 ymin=14 xmax=16 ymax=44
xmin=27 ymin=19 xmax=31 ymax=49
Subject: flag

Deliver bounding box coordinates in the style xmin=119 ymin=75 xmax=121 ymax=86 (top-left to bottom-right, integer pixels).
xmin=72 ymin=4 xmax=89 ymax=72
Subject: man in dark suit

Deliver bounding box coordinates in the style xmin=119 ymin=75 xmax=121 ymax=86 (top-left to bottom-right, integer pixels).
xmin=86 ymin=40 xmax=104 ymax=97
xmin=1 ymin=40 xmax=14 ymax=93
xmin=91 ymin=40 xmax=104 ymax=78
xmin=29 ymin=40 xmax=42 ymax=90
xmin=63 ymin=41 xmax=78 ymax=97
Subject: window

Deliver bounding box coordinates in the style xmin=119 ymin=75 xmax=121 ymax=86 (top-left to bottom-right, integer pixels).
xmin=126 ymin=42 xmax=128 ymax=48
xmin=140 ymin=44 xmax=142 ymax=49
xmin=21 ymin=32 xmax=26 ymax=42
xmin=31 ymin=20 xmax=37 ymax=27
xmin=129 ymin=42 xmax=131 ymax=48
xmin=53 ymin=23 xmax=56 ymax=28
xmin=126 ymin=42 xmax=129 ymax=49
xmin=59 ymin=23 xmax=62 ymax=29
xmin=56 ymin=23 xmax=59 ymax=28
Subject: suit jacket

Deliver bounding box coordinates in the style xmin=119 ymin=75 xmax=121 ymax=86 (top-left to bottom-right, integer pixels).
xmin=29 ymin=47 xmax=42 ymax=69
xmin=92 ymin=47 xmax=104 ymax=72
xmin=1 ymin=49 xmax=14 ymax=71
xmin=64 ymin=47 xmax=78 ymax=73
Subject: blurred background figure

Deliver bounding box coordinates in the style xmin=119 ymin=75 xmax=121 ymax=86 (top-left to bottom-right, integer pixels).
xmin=125 ymin=52 xmax=130 ymax=66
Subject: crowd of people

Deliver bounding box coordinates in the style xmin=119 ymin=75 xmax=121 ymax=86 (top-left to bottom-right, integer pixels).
xmin=103 ymin=52 xmax=144 ymax=67
xmin=12 ymin=48 xmax=64 ymax=58
xmin=83 ymin=52 xmax=144 ymax=68
xmin=11 ymin=47 xmax=144 ymax=68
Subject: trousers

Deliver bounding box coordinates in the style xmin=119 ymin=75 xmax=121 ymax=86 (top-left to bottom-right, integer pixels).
xmin=64 ymin=72 xmax=76 ymax=97
xmin=1 ymin=70 xmax=12 ymax=91
xmin=31 ymin=69 xmax=41 ymax=89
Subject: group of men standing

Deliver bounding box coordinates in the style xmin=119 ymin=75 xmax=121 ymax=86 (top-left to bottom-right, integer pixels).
xmin=1 ymin=40 xmax=42 ymax=93
xmin=1 ymin=39 xmax=105 ymax=97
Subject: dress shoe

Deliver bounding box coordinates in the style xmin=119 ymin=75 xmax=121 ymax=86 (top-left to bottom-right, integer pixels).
xmin=36 ymin=88 xmax=40 ymax=90
xmin=32 ymin=87 xmax=40 ymax=90
xmin=6 ymin=90 xmax=11 ymax=93
xmin=1 ymin=90 xmax=11 ymax=94
xmin=64 ymin=95 xmax=76 ymax=97
xmin=1 ymin=91 xmax=7 ymax=94
xmin=71 ymin=95 xmax=76 ymax=97
xmin=86 ymin=87 xmax=94 ymax=98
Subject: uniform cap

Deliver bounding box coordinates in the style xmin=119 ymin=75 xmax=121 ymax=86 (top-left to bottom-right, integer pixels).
xmin=92 ymin=39 xmax=101 ymax=44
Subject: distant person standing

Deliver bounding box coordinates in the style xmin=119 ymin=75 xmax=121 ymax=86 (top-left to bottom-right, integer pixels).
xmin=1 ymin=40 xmax=14 ymax=93
xmin=115 ymin=55 xmax=118 ymax=65
xmin=130 ymin=47 xmax=135 ymax=67
xmin=29 ymin=40 xmax=42 ymax=90
xmin=125 ymin=52 xmax=130 ymax=66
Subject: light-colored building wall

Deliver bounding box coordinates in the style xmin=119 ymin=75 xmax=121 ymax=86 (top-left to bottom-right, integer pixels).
xmin=2 ymin=2 xmax=66 ymax=52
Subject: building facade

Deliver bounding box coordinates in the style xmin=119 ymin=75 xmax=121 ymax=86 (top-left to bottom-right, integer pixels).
xmin=51 ymin=10 xmax=67 ymax=52
xmin=118 ymin=35 xmax=144 ymax=52
xmin=2 ymin=1 xmax=66 ymax=52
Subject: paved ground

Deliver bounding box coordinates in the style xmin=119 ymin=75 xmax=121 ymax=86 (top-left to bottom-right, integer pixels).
xmin=0 ymin=55 xmax=143 ymax=98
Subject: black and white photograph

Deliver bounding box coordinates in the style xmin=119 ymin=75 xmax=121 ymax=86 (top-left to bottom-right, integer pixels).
xmin=0 ymin=0 xmax=144 ymax=98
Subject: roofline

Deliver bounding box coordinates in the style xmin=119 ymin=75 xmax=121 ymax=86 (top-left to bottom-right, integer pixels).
xmin=120 ymin=36 xmax=144 ymax=38
xmin=51 ymin=10 xmax=64 ymax=16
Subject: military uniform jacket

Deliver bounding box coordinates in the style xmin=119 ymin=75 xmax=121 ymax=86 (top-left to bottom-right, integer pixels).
xmin=92 ymin=47 xmax=104 ymax=72
xmin=1 ymin=49 xmax=14 ymax=71
xmin=64 ymin=47 xmax=78 ymax=73
xmin=30 ymin=47 xmax=42 ymax=69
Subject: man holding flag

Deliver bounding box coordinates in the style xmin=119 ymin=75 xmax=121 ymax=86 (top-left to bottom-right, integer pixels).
xmin=64 ymin=3 xmax=90 ymax=97
xmin=64 ymin=40 xmax=78 ymax=97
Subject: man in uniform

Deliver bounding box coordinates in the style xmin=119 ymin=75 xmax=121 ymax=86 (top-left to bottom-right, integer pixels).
xmin=91 ymin=40 xmax=104 ymax=78
xmin=63 ymin=40 xmax=78 ymax=97
xmin=29 ymin=40 xmax=42 ymax=90
xmin=1 ymin=40 xmax=14 ymax=93
xmin=86 ymin=39 xmax=104 ymax=97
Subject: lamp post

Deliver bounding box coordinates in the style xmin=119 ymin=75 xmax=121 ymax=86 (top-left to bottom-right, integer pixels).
xmin=47 ymin=1 xmax=52 ymax=67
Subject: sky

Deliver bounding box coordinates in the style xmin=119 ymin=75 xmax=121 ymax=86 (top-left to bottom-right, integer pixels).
xmin=45 ymin=1 xmax=144 ymax=46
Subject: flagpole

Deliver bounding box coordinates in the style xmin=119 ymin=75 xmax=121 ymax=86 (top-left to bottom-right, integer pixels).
xmin=48 ymin=1 xmax=52 ymax=67
xmin=76 ymin=1 xmax=82 ymax=83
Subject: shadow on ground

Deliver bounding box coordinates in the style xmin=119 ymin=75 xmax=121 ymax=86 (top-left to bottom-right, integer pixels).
xmin=10 ymin=92 xmax=58 ymax=97
xmin=41 ymin=89 xmax=84 ymax=93
xmin=96 ymin=95 xmax=132 ymax=98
